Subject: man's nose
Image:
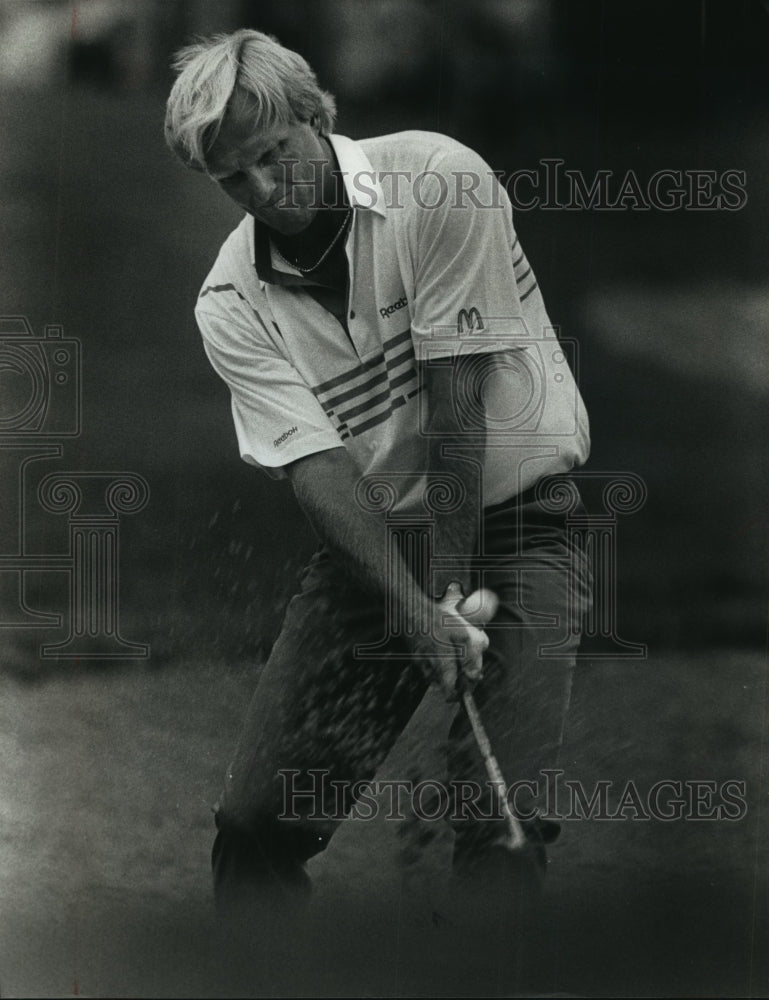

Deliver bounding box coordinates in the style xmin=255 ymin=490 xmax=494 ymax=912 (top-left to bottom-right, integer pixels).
xmin=244 ymin=165 xmax=277 ymax=205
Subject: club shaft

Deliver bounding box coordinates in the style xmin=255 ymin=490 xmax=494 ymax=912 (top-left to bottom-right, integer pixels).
xmin=462 ymin=690 xmax=527 ymax=851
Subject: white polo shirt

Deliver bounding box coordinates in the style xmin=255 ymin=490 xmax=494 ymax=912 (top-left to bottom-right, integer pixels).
xmin=195 ymin=131 xmax=590 ymax=512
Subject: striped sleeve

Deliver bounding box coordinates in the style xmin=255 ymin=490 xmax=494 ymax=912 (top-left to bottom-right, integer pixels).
xmin=510 ymin=235 xmax=539 ymax=303
xmin=409 ymin=143 xmax=536 ymax=360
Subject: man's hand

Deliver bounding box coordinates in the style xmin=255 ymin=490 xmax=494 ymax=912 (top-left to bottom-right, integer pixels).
xmin=415 ymin=582 xmax=499 ymax=701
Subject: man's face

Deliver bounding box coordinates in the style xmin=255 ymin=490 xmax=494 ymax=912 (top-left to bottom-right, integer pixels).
xmin=206 ymin=94 xmax=328 ymax=235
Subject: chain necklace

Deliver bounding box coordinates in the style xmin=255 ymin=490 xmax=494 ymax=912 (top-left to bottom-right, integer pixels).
xmin=273 ymin=207 xmax=352 ymax=274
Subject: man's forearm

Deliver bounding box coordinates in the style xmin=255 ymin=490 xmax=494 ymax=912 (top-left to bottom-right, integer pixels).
xmin=287 ymin=447 xmax=431 ymax=631
xmin=427 ymin=436 xmax=483 ymax=600
xmin=422 ymin=362 xmax=486 ymax=601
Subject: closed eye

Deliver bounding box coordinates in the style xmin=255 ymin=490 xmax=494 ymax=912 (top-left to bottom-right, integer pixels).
xmin=214 ymin=170 xmax=244 ymax=185
xmin=258 ymin=141 xmax=287 ymax=167
xmin=211 ymin=139 xmax=288 ymax=183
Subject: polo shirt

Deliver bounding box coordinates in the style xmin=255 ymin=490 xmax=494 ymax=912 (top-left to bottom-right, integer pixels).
xmin=195 ymin=131 xmax=590 ymax=513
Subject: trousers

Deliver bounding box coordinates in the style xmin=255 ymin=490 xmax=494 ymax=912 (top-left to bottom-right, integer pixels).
xmin=211 ymin=484 xmax=592 ymax=910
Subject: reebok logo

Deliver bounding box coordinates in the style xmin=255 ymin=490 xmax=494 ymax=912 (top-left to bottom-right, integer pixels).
xmin=379 ymin=296 xmax=408 ymax=320
xmin=274 ymin=426 xmax=298 ymax=448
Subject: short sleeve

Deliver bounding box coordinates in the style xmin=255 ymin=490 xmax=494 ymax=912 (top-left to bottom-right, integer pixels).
xmin=196 ymin=305 xmax=343 ymax=476
xmin=409 ymin=145 xmax=532 ymax=363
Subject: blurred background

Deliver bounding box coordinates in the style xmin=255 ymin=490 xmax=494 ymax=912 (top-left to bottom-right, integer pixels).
xmin=2 ymin=2 xmax=769 ymax=996
xmin=1 ymin=0 xmax=768 ymax=667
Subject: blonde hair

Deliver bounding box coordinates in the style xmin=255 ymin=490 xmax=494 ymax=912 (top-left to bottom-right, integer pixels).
xmin=165 ymin=29 xmax=337 ymax=172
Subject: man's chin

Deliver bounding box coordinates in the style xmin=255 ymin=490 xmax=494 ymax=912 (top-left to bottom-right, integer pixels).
xmin=252 ymin=206 xmax=315 ymax=235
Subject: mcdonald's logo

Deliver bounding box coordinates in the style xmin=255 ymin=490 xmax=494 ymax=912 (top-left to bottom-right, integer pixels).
xmin=457 ymin=306 xmax=484 ymax=333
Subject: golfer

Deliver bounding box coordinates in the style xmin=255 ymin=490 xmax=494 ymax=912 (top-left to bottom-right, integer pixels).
xmin=165 ymin=28 xmax=592 ymax=930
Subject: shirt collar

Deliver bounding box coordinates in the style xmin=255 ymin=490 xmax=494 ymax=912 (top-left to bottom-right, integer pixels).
xmin=251 ymin=133 xmax=386 ymax=284
xmin=328 ymin=133 xmax=387 ymax=217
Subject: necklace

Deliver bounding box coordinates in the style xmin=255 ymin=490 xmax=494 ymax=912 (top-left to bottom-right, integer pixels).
xmin=273 ymin=207 xmax=352 ymax=274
